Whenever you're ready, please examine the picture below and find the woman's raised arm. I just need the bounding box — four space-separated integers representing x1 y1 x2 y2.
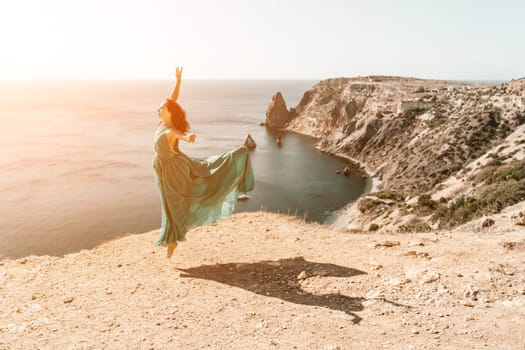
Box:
170 66 183 102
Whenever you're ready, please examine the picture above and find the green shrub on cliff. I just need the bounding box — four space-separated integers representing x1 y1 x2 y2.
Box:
358 198 383 214
432 162 525 228
479 178 525 211
371 190 405 201
482 160 525 184
368 223 380 231
432 196 480 227
418 194 437 208
399 222 432 233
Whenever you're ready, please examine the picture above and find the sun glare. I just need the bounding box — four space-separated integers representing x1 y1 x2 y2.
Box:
0 0 195 80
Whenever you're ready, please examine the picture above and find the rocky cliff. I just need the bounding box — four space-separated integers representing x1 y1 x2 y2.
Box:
266 76 525 231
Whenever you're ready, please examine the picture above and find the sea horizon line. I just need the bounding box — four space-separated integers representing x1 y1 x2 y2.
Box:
0 76 515 83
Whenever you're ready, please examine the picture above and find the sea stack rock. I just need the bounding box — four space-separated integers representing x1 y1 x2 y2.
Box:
265 92 293 128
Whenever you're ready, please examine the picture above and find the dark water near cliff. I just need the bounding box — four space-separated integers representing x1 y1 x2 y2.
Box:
0 80 368 258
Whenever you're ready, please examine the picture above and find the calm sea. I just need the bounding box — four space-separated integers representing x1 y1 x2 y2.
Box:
0 80 368 258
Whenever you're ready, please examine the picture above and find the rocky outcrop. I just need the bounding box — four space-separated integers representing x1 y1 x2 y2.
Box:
265 92 293 128
286 80 371 138
269 76 525 231
397 99 436 113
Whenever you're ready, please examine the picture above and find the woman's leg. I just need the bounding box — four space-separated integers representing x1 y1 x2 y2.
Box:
167 242 178 259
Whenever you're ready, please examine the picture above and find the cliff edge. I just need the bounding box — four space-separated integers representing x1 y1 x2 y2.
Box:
1 210 524 349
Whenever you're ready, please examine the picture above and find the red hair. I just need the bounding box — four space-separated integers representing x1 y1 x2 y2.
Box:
165 98 190 133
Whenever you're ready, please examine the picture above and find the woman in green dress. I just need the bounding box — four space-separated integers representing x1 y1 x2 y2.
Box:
153 67 254 258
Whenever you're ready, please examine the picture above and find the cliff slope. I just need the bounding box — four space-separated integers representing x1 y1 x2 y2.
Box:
266 76 525 231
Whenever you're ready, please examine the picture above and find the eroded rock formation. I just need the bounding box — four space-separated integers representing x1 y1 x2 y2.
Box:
265 92 293 128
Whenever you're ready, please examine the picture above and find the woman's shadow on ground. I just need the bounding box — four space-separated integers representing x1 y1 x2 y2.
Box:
178 256 366 324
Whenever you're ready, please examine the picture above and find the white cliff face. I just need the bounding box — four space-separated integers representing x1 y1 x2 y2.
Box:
286 79 374 138
266 75 525 231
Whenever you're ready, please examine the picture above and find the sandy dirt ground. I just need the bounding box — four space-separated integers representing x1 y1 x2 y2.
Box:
1 207 524 349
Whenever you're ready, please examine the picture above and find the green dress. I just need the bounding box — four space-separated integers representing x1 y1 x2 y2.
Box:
152 123 254 245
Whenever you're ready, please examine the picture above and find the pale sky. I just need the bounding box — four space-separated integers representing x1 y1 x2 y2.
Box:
0 0 523 80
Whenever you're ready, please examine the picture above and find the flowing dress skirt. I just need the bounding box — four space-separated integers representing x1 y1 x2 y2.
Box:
153 125 254 245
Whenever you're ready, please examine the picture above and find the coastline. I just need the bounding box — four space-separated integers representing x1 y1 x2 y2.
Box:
308 145 382 229
330 152 383 230
332 152 382 193
275 127 381 229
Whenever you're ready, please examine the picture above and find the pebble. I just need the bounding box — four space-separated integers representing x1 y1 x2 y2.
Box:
374 241 401 248
462 284 479 299
63 297 74 304
402 250 430 259
325 345 341 350
370 264 383 271
419 271 440 284
297 271 307 280
0 272 7 284
387 277 411 286
462 300 474 307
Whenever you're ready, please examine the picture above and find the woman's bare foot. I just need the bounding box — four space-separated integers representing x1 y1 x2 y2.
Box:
167 242 178 259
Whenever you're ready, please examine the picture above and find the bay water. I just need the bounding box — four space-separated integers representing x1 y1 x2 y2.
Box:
0 80 368 258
